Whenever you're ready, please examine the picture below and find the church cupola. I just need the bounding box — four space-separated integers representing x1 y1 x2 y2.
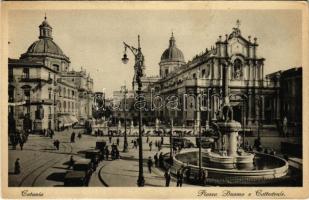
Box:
39 15 52 39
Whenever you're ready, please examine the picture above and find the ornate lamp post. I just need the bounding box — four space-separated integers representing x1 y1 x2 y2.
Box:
170 118 173 165
121 85 128 152
122 35 145 187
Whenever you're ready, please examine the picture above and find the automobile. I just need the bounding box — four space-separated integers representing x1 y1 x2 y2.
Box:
172 137 194 148
73 158 92 171
64 171 87 186
95 140 106 151
84 149 101 164
196 137 215 148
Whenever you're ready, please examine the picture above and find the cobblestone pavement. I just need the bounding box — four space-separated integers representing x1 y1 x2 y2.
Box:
8 128 299 187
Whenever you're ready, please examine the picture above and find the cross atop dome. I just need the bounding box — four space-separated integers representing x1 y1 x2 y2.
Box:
169 31 176 47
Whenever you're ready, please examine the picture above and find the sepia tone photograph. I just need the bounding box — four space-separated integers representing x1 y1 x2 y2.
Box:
1 1 308 199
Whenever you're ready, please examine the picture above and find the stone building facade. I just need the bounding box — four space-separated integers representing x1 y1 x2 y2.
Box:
8 16 93 133
141 22 283 132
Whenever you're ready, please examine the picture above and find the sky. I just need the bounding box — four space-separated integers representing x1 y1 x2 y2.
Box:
8 9 302 97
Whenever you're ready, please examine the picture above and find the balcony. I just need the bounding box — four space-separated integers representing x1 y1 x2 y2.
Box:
20 75 53 84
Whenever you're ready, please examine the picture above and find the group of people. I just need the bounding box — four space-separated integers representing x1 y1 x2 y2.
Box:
43 128 54 138
103 145 120 161
10 130 29 151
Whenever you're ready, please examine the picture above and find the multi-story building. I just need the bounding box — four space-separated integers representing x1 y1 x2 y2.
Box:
8 16 93 133
267 67 302 136
61 69 94 124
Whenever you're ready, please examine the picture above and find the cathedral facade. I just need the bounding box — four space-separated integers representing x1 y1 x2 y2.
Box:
142 22 282 132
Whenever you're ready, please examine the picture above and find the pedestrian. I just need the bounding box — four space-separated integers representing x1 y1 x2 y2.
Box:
19 140 24 151
161 136 164 145
176 168 183 187
185 167 191 182
146 135 149 143
149 141 153 151
111 148 116 160
14 158 20 174
154 153 158 167
159 152 163 168
164 168 171 187
134 140 137 149
147 157 153 173
78 132 82 140
54 139 60 150
68 155 75 169
116 147 120 159
105 147 109 161
116 137 120 146
71 132 75 143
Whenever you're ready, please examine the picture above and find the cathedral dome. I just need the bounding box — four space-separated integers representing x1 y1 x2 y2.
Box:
26 39 64 55
20 16 70 62
160 33 185 63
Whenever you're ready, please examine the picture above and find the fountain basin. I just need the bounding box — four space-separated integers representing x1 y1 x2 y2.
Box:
170 149 289 185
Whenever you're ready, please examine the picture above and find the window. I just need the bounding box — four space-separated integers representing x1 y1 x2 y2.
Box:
193 73 196 79
8 86 14 102
53 64 59 71
64 101 66 111
233 59 243 80
24 89 30 100
9 68 13 81
165 69 169 76
23 68 30 79
202 69 206 78
49 90 52 99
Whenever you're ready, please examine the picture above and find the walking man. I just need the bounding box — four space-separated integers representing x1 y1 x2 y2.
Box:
154 153 158 167
164 168 171 187
147 157 153 173
176 168 183 187
149 141 153 151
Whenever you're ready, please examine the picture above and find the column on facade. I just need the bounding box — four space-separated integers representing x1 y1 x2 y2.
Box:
247 93 253 125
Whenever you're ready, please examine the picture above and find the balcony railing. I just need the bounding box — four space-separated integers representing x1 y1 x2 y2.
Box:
19 75 52 83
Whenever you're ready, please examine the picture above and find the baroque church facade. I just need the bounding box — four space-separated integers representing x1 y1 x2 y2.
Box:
8 17 94 133
141 22 282 131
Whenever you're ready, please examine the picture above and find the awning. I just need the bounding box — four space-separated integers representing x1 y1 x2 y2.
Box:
60 115 79 127
68 115 78 124
59 115 72 127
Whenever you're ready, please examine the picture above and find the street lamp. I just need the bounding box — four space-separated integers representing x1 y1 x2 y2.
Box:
170 118 173 165
121 85 128 152
122 35 145 187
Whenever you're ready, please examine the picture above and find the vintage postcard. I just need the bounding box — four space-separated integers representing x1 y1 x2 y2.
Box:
1 1 308 199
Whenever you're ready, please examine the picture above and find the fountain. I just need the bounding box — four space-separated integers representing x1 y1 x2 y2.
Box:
169 63 289 185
